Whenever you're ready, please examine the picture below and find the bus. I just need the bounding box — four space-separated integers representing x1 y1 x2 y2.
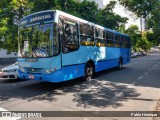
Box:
18 10 130 82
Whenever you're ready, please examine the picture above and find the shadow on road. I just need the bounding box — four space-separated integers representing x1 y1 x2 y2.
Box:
0 74 140 108
1 53 159 108
0 79 25 83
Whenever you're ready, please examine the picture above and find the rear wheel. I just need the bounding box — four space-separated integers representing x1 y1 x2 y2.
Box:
83 63 94 81
118 59 123 70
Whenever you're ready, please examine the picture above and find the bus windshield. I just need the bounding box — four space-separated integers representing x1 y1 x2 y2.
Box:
19 23 58 58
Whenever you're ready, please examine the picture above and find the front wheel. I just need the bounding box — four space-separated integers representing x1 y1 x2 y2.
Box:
83 63 94 81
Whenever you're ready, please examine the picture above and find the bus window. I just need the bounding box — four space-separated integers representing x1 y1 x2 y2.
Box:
126 37 130 48
107 40 115 47
121 36 126 48
80 23 94 46
106 31 114 47
80 35 94 46
115 34 121 48
95 28 106 47
80 23 94 36
63 21 79 53
106 31 113 40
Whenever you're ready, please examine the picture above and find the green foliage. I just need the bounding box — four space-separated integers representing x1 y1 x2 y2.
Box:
0 0 33 52
125 25 152 51
3 0 159 53
1 0 158 53
96 1 128 30
31 0 60 12
0 0 129 52
118 0 160 44
125 25 141 44
118 24 125 33
78 0 98 22
118 0 157 17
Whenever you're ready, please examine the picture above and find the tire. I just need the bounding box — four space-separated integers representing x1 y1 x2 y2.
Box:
83 63 94 81
118 59 123 70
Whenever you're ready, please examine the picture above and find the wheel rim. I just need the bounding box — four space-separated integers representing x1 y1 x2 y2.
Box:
85 64 93 81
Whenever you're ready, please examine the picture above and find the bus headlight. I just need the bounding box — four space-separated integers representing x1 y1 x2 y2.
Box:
44 68 53 74
45 69 50 74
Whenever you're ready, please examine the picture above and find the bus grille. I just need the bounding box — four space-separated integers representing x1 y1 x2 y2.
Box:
24 67 44 73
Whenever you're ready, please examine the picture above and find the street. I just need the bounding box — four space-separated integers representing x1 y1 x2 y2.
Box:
0 52 160 120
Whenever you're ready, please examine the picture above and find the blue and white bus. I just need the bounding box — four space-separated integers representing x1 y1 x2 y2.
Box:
18 10 130 82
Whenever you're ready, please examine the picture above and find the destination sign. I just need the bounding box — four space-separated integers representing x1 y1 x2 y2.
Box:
20 11 55 27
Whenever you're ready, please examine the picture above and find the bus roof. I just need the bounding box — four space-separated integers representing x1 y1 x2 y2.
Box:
20 10 129 37
55 10 129 37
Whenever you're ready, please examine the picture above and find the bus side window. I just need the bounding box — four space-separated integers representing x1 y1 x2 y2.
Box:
63 22 79 53
95 29 106 47
121 37 125 48
126 37 130 48
115 34 121 48
106 31 114 47
80 24 94 46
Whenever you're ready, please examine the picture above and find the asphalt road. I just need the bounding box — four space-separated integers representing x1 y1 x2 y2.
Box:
0 52 160 120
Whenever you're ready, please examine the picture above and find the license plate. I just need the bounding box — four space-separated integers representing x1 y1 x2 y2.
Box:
29 75 34 79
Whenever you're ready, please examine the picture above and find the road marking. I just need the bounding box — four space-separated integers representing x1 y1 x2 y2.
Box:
144 72 148 75
154 65 158 67
138 76 143 80
148 69 152 72
0 107 21 120
152 67 155 69
141 62 160 79
151 64 158 70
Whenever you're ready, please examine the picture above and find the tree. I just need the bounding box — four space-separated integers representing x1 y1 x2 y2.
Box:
96 1 128 30
0 0 129 52
125 25 152 51
118 0 160 44
146 2 160 42
0 0 33 52
125 25 141 45
78 0 98 23
30 0 60 13
118 0 157 17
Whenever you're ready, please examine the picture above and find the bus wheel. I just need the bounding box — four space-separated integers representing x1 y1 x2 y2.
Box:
83 63 94 81
118 58 123 70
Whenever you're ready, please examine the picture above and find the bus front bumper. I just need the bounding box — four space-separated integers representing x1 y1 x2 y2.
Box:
18 70 61 82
